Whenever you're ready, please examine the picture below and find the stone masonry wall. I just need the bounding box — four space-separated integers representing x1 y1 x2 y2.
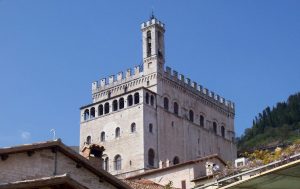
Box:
80 89 147 176
152 74 236 163
0 149 118 189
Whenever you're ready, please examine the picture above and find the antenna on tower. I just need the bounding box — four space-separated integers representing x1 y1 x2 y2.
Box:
50 129 56 141
150 6 155 19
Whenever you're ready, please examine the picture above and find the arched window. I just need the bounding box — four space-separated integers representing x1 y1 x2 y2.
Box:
163 97 169 110
148 148 155 167
104 102 110 114
146 31 151 57
119 98 124 109
115 127 120 138
149 123 153 133
100 132 105 142
90 107 95 118
112 100 118 111
98 104 103 116
200 115 204 127
131 123 136 133
86 136 91 145
174 102 179 115
84 109 89 121
114 155 121 170
157 31 163 58
189 110 194 122
221 126 225 137
134 92 140 104
103 157 109 171
213 122 217 134
173 156 180 165
127 95 133 106
150 95 155 106
146 93 149 104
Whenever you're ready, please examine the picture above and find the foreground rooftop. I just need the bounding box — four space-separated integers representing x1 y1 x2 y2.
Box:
195 153 300 189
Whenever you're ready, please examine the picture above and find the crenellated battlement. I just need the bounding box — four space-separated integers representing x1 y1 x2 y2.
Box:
81 17 237 177
92 65 144 92
141 18 165 30
164 66 235 110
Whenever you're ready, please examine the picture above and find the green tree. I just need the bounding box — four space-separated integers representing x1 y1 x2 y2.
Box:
238 92 300 151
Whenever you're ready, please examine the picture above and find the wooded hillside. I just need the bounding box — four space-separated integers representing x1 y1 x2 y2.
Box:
237 92 300 151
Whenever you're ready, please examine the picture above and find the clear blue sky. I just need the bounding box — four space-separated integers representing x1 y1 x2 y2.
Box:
0 0 299 147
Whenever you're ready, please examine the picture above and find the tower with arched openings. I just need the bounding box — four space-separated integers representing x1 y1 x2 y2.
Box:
80 15 236 179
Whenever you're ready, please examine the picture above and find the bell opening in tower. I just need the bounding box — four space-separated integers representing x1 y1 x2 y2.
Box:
147 30 152 57
157 31 163 59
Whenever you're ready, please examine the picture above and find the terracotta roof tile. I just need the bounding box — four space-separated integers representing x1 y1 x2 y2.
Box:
127 154 226 179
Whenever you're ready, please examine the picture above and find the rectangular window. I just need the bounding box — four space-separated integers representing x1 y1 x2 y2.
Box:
181 180 186 189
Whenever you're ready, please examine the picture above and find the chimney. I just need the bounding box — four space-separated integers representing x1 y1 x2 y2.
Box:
81 144 105 169
205 161 214 176
159 160 163 168
166 159 170 167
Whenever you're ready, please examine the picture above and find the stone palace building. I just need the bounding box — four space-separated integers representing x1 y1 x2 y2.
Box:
79 15 236 180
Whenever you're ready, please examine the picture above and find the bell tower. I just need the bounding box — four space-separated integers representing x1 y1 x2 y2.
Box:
141 15 165 75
